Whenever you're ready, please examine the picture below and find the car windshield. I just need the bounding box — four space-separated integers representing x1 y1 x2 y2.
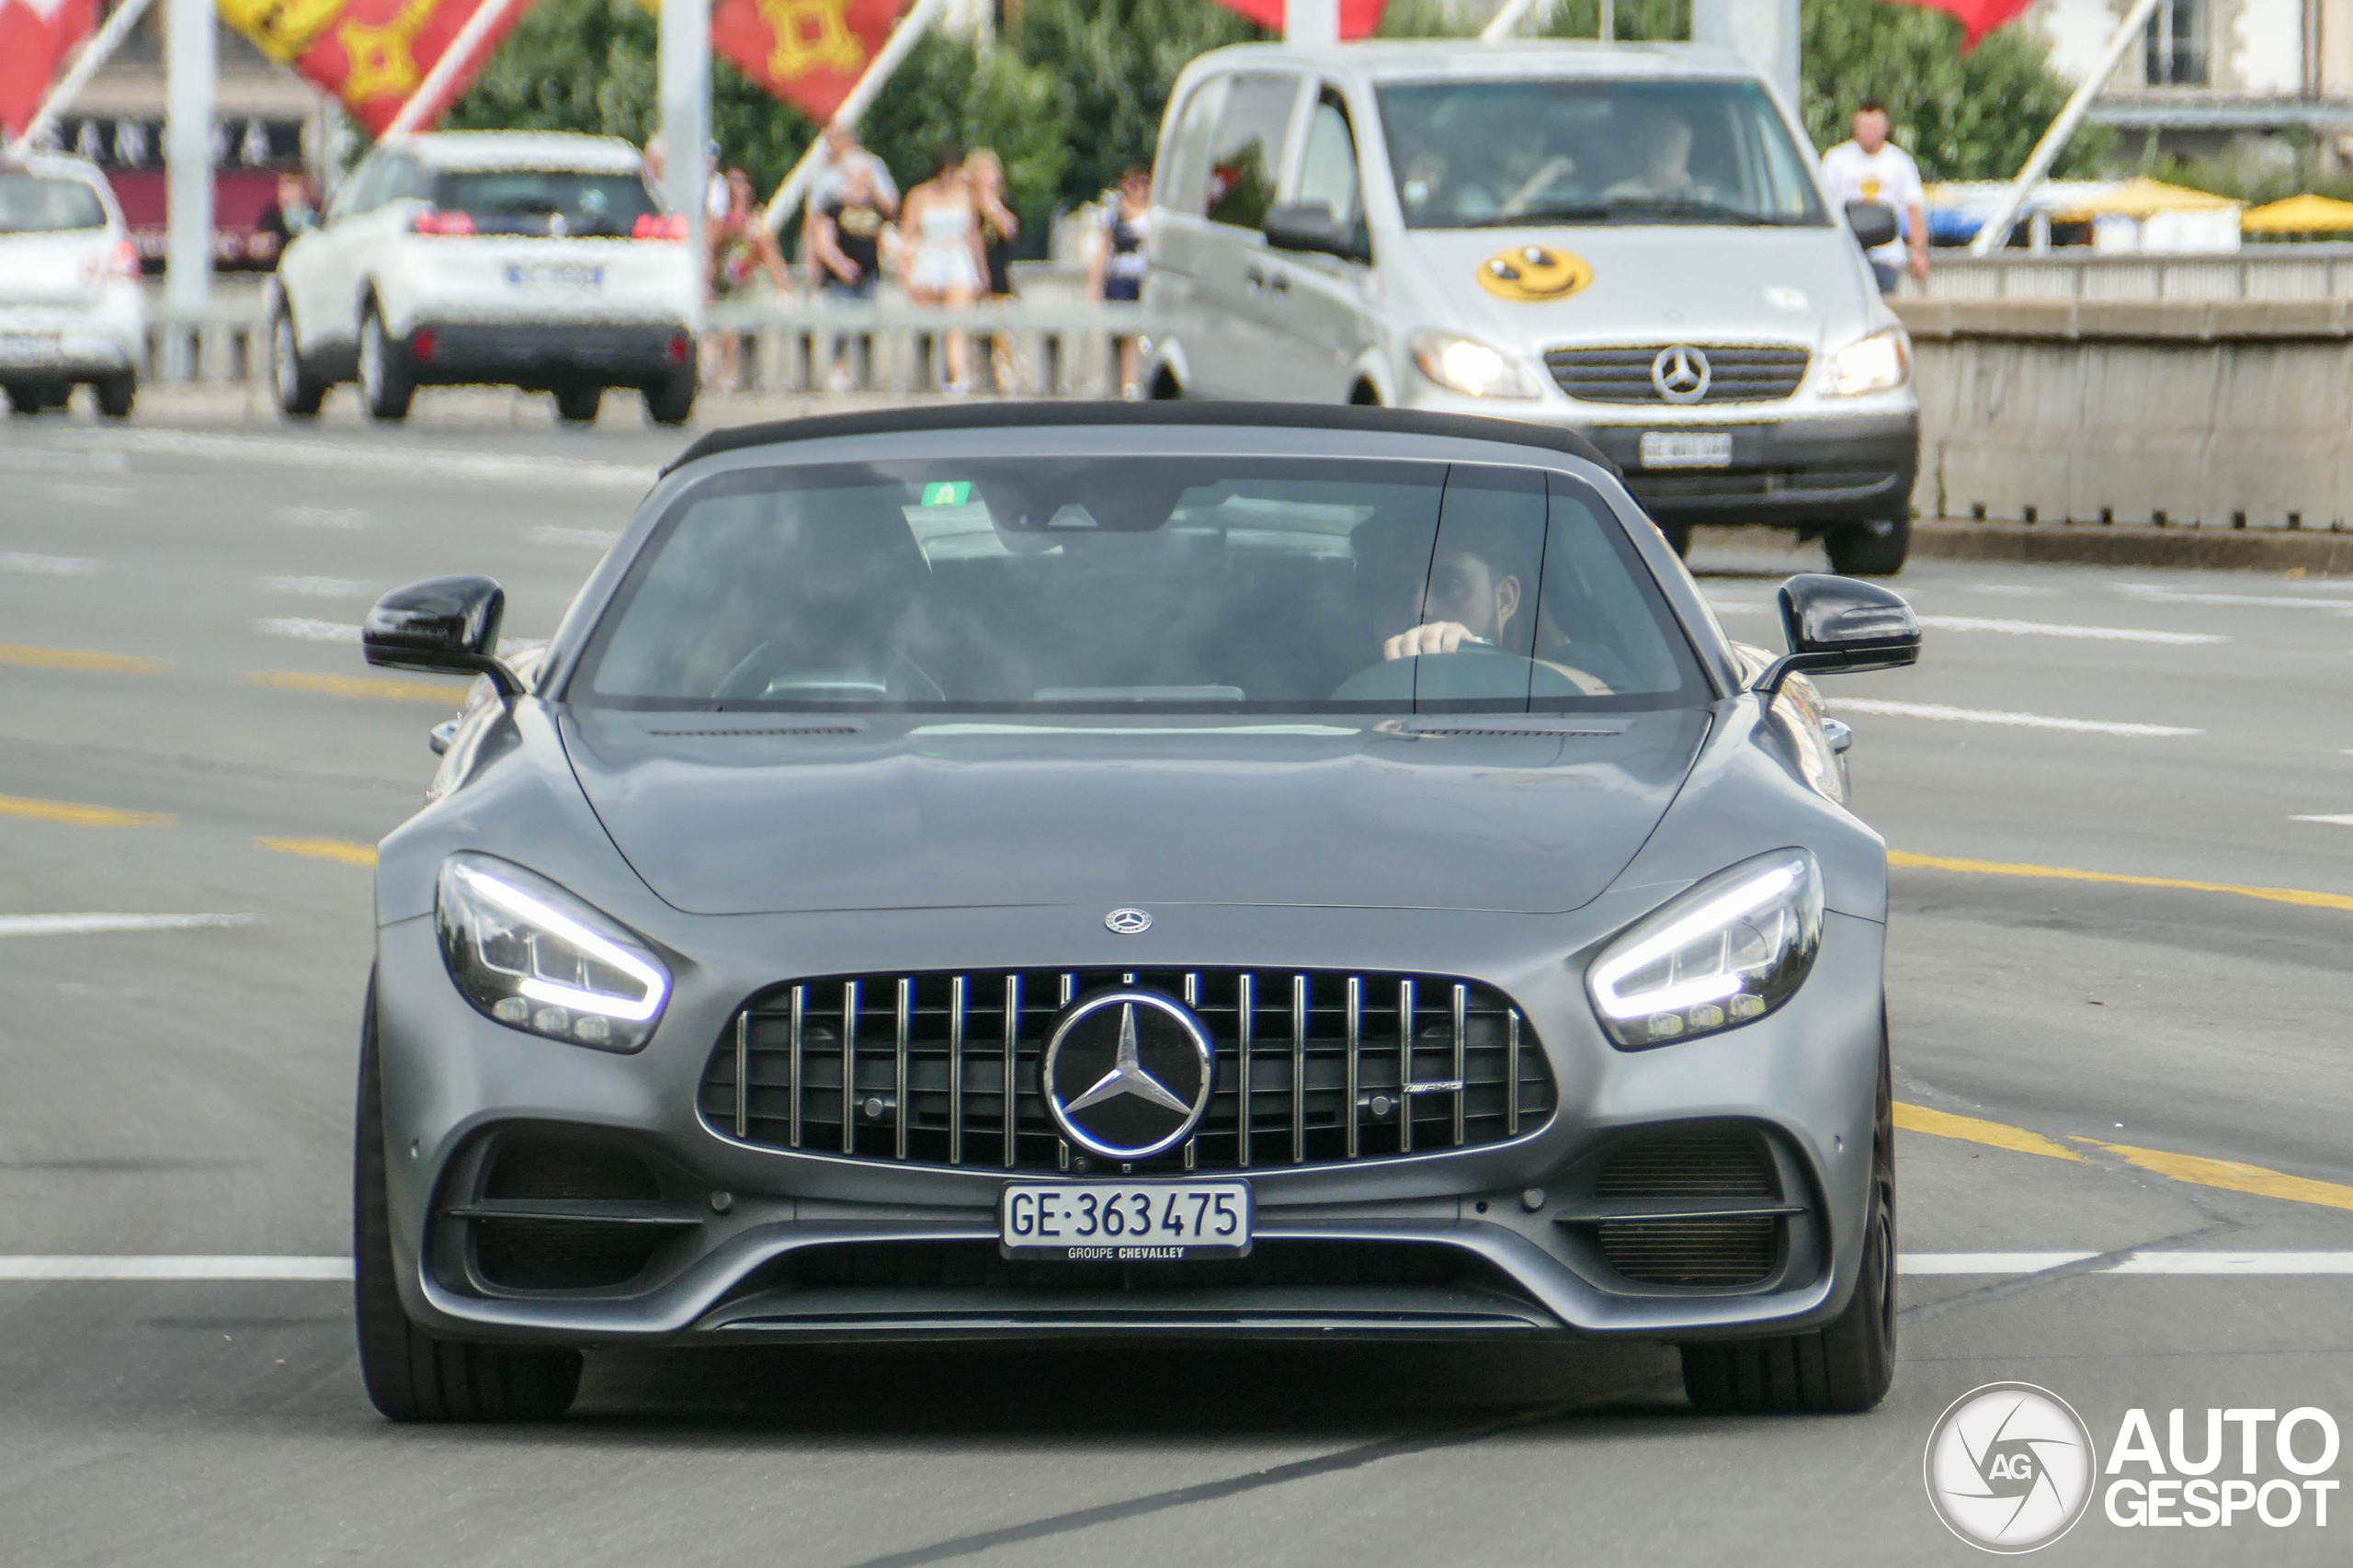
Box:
574 456 1707 714
0 173 107 234
1375 78 1825 231
429 169 659 236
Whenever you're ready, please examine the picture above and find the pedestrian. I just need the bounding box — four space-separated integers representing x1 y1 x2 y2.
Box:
966 147 1024 392
897 144 987 395
706 166 792 388
1086 165 1151 400
803 119 899 290
253 171 315 267
812 160 890 391
1819 98 1929 293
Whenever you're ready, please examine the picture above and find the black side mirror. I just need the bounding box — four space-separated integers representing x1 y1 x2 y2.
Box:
1844 199 1900 253
1754 574 1920 696
363 574 523 698
1263 200 1350 257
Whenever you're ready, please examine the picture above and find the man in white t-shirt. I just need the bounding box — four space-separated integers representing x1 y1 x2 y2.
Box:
1819 98 1928 294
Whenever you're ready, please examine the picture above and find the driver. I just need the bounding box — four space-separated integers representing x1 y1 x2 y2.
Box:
1604 108 1702 201
1376 520 1614 695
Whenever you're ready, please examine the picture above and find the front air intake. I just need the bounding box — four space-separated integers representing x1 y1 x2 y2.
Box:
1572 1123 1791 1290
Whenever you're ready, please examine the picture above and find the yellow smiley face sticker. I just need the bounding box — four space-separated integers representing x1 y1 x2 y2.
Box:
1476 244 1595 302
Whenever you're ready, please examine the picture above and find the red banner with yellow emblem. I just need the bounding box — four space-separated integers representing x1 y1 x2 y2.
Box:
218 0 534 137
709 0 905 126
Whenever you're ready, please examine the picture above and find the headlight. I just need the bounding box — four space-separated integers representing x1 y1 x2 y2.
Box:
437 852 670 1051
1822 327 1910 397
1409 329 1544 399
1586 848 1824 1049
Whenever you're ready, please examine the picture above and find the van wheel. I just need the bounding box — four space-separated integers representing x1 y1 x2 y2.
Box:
353 974 581 1423
271 310 326 418
93 372 135 419
1348 381 1381 406
1679 1028 1896 1415
358 305 415 422
1659 521 1692 558
1824 515 1910 576
1150 369 1183 401
553 385 601 424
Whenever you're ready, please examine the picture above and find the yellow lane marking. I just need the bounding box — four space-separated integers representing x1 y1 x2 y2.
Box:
253 835 377 867
244 669 467 704
2075 1138 2353 1213
1890 849 2353 915
1893 1102 2083 1161
0 793 174 828
0 642 165 674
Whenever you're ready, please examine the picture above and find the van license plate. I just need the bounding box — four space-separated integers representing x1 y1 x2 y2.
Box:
1640 431 1733 469
1001 1180 1251 1259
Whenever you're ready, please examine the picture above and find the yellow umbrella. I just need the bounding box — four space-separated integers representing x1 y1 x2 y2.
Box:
2242 193 2353 233
2047 176 2242 222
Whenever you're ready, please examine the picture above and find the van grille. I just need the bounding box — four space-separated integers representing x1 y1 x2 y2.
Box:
1545 345 1810 404
698 968 1555 1173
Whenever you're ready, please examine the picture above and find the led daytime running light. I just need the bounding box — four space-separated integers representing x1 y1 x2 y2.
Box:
1590 862 1801 1020
452 862 666 1021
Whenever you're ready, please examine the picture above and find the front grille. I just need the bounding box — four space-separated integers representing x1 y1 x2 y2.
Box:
1592 1124 1783 1288
699 968 1556 1173
1546 345 1809 404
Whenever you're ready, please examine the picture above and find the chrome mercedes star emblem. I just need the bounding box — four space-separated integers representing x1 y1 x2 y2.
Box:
1651 345 1711 404
1042 990 1214 1159
1104 907 1152 935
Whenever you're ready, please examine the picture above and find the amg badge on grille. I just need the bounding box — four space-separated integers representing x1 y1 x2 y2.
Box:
1041 990 1213 1159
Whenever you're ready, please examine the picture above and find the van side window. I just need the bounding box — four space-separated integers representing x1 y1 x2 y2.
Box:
1159 77 1230 215
1294 93 1366 251
1203 74 1301 229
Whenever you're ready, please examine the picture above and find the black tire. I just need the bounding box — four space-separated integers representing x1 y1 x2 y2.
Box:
4 382 42 415
358 303 415 422
93 372 135 419
1150 368 1183 401
41 381 72 409
1823 514 1911 576
1659 520 1693 559
642 366 694 426
553 384 602 424
270 310 326 418
354 975 582 1423
1679 1030 1896 1415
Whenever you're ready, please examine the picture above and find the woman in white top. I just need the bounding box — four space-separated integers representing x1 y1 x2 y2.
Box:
898 146 989 392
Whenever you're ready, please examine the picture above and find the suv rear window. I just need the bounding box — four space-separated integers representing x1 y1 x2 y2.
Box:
429 170 660 236
0 174 106 234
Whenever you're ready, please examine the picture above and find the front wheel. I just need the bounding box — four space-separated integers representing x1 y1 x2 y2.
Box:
1679 1029 1896 1415
354 976 581 1422
1823 514 1910 576
270 311 326 418
93 372 135 419
358 305 415 422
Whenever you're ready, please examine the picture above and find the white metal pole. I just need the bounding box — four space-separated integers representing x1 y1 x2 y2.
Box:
1481 0 1541 42
658 0 710 321
1690 0 1799 110
165 0 215 316
1968 0 2165 256
3 0 158 160
380 0 534 140
760 0 949 233
1284 0 1338 44
1600 0 1613 42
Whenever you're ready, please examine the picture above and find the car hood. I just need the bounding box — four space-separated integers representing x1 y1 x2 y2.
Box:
563 709 1712 916
1392 224 1875 358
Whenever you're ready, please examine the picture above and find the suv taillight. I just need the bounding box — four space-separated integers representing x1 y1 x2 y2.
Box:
111 239 140 280
631 213 688 241
412 209 476 236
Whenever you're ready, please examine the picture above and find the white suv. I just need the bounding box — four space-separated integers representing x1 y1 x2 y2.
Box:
0 153 143 419
269 131 698 426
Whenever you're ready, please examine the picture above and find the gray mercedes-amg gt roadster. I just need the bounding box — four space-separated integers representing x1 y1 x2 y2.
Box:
355 403 1921 1421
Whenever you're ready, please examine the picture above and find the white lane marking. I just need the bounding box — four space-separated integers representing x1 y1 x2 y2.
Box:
1901 1252 2353 1277
0 448 128 474
2117 586 2353 611
1703 599 1768 615
55 429 657 491
262 575 370 598
1915 614 2225 646
1962 584 2061 597
0 1256 349 1280
530 525 622 548
0 914 259 938
254 617 361 642
1832 699 2202 738
48 483 131 507
2290 814 2353 827
0 551 98 576
273 506 368 529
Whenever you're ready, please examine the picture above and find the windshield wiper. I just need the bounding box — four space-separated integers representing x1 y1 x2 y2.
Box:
1465 203 1611 227
1606 197 1798 226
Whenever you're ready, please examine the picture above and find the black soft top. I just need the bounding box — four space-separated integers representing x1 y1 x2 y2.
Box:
663 401 1617 478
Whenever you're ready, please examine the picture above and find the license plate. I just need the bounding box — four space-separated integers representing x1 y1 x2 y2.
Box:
0 332 61 362
506 264 601 288
1640 431 1733 469
1000 1180 1251 1259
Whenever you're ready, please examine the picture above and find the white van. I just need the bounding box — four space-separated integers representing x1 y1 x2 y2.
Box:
1143 41 1919 574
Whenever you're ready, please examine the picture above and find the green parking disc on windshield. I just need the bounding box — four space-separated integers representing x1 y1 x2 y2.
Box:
921 481 973 506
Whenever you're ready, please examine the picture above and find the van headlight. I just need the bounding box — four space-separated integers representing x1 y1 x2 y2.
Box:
437 852 670 1051
1409 330 1543 399
1822 327 1911 397
1586 849 1824 1049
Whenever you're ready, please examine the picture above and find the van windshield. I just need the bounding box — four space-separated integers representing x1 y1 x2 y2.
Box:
1375 78 1825 231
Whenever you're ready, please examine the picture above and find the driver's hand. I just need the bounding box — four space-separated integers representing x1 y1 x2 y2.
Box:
1384 621 1485 660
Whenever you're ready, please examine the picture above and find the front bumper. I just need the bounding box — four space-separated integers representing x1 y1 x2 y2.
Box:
371 902 1887 1346
1574 412 1918 528
407 321 689 389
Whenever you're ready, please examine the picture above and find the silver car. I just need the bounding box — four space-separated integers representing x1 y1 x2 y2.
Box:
1143 41 1918 574
355 403 1919 1423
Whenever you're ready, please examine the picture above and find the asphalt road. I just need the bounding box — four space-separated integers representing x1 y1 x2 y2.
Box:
2 404 2347 1566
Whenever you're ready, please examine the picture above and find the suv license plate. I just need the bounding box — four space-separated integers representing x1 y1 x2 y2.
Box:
1001 1180 1251 1260
0 332 61 362
507 264 601 288
1640 431 1733 469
